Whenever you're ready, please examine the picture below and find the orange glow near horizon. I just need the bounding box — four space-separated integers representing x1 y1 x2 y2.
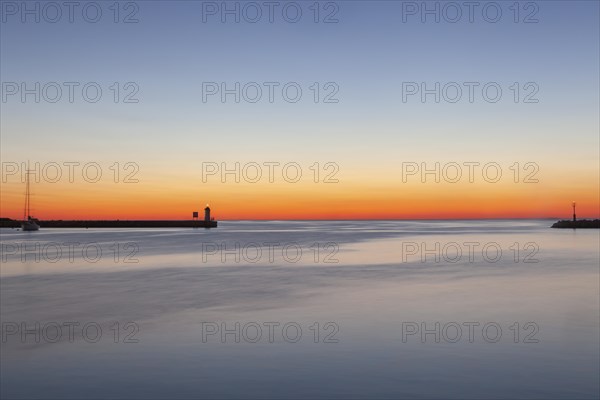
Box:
1 176 598 221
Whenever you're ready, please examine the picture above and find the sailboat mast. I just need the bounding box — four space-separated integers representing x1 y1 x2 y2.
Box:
27 169 30 219
24 163 30 220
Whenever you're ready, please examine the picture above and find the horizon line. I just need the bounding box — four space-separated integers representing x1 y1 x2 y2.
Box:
3 217 595 222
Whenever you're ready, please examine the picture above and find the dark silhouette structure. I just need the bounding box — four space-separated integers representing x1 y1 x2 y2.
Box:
0 219 217 228
552 202 599 229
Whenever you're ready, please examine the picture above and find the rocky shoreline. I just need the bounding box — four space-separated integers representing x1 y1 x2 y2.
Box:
551 219 600 229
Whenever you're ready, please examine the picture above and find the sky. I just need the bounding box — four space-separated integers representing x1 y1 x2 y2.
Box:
1 0 599 220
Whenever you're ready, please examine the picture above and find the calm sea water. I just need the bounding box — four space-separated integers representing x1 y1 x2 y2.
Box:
1 220 598 399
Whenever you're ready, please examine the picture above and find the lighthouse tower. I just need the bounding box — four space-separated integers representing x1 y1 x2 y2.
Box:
204 205 211 222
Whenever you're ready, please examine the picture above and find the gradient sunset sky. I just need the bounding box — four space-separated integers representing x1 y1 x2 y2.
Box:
1 1 598 220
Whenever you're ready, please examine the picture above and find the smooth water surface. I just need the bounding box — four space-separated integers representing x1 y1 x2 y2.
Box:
1 220 598 399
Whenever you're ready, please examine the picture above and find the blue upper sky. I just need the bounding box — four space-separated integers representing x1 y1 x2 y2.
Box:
1 1 599 174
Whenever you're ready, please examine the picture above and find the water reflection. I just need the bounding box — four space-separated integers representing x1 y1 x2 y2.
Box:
1 220 598 398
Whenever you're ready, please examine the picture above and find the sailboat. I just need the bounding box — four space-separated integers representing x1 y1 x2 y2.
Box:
21 165 40 231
